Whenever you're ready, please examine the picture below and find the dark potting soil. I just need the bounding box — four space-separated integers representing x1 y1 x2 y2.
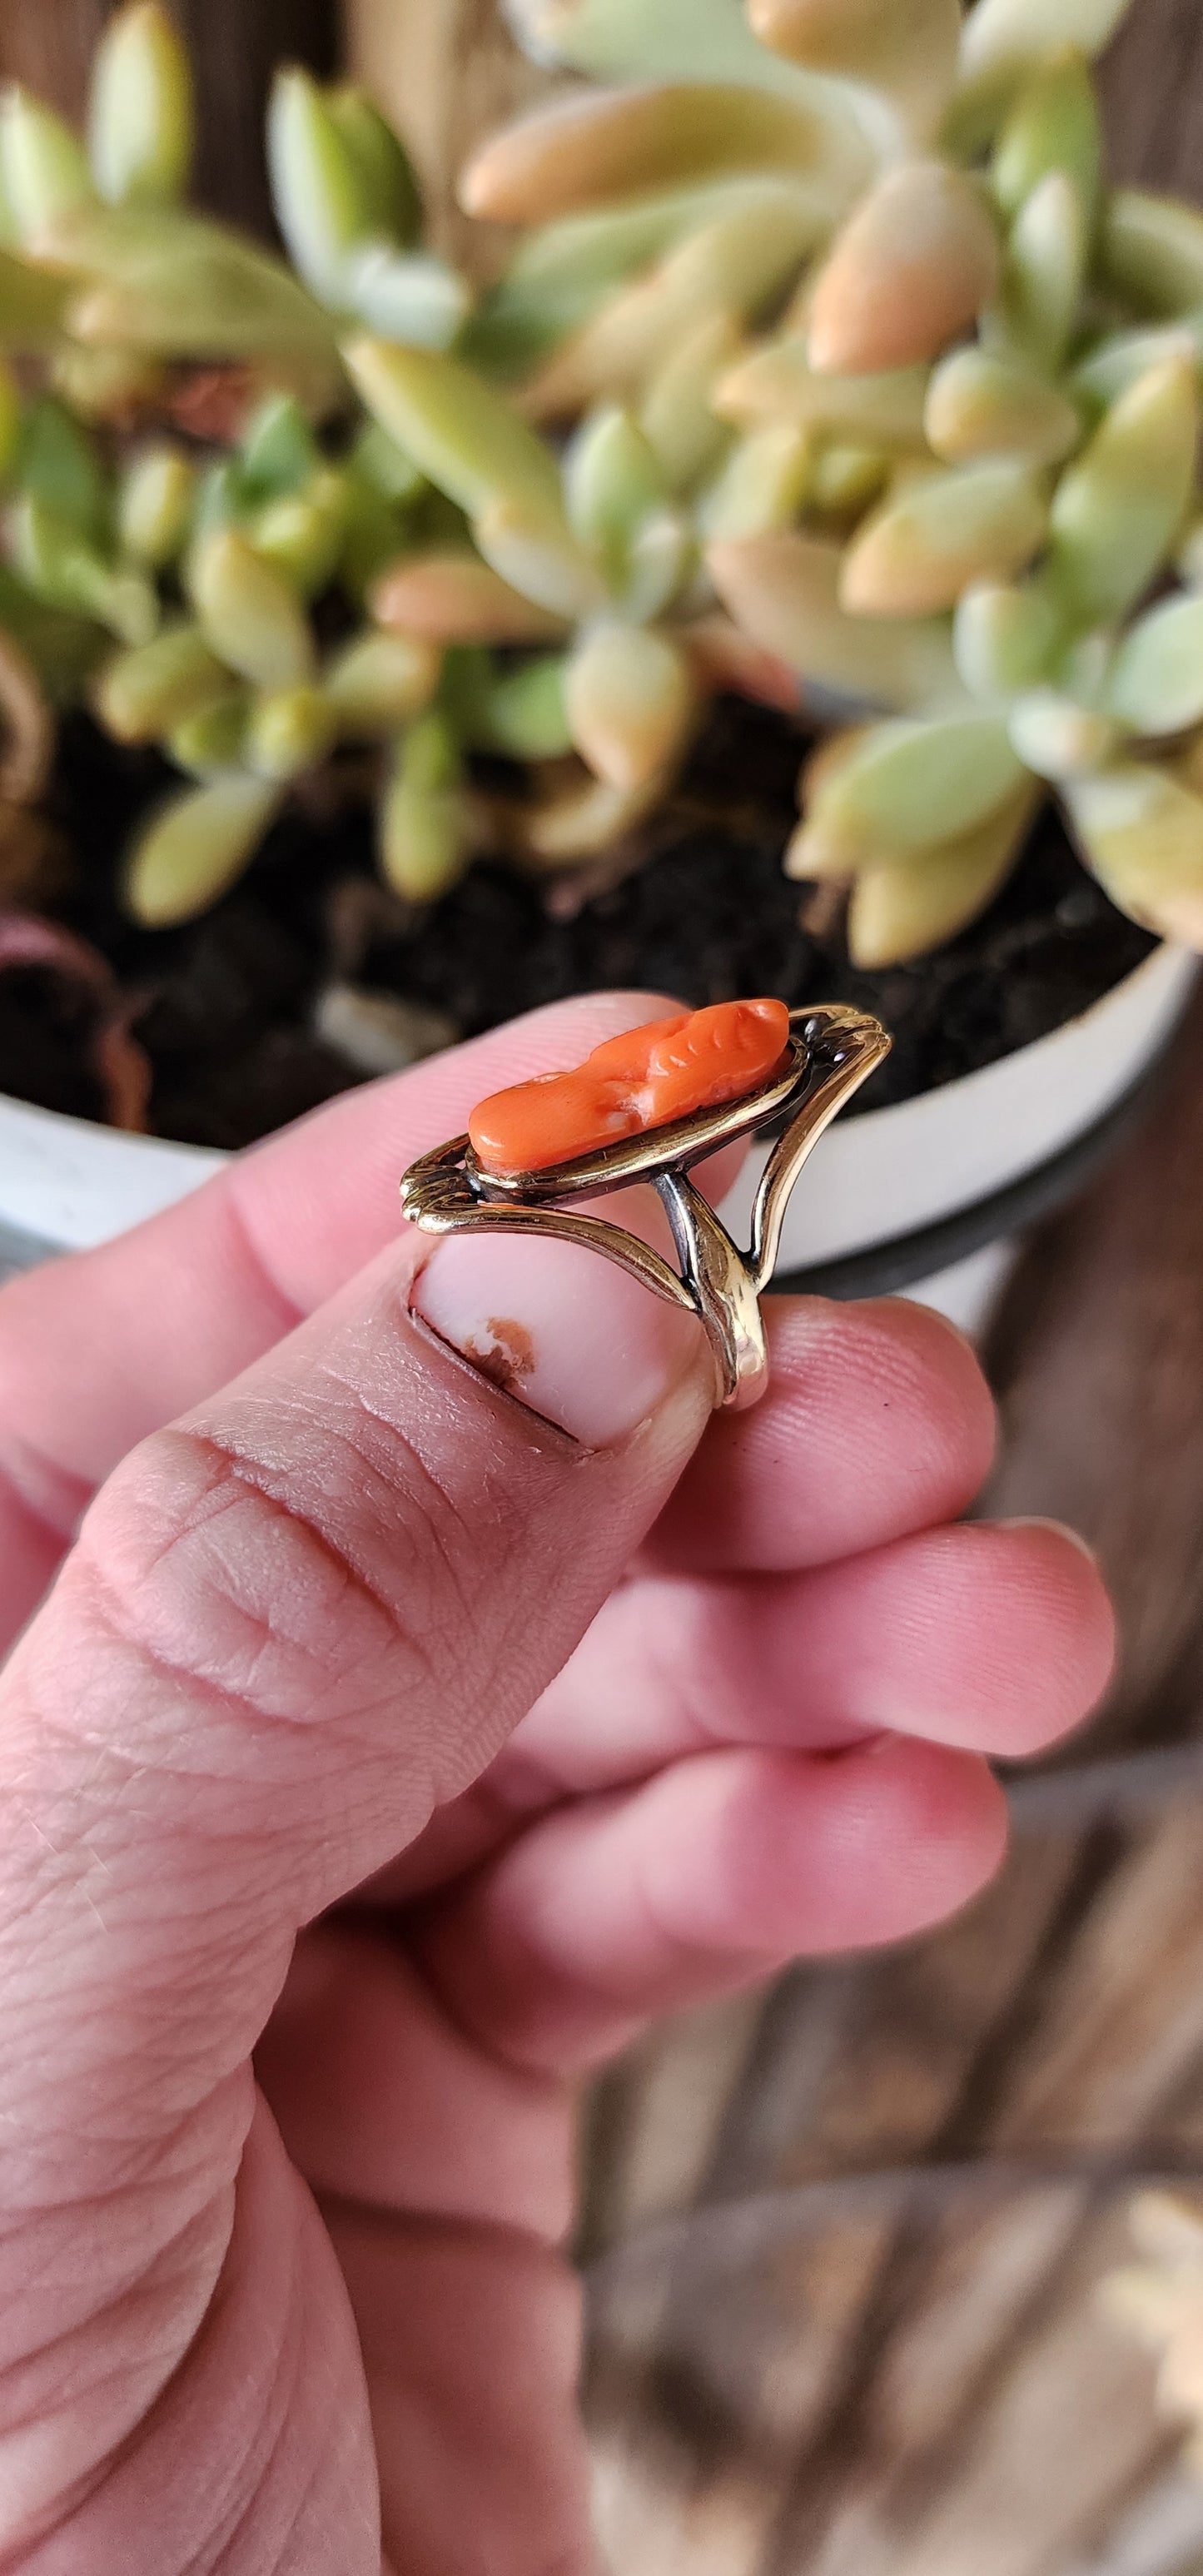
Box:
0 697 1156 1151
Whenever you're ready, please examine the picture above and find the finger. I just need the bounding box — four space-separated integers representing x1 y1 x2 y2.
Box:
417 1737 1009 2072
0 1205 714 2545
0 991 688 1638
526 1516 1116 1775
358 1512 1111 1916
650 1295 998 1573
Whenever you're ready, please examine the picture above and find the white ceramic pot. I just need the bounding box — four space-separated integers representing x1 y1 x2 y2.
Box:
0 943 1196 1336
723 940 1200 1333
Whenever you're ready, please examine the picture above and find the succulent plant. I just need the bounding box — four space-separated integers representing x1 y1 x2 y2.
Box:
461 0 1203 963
3 0 1203 968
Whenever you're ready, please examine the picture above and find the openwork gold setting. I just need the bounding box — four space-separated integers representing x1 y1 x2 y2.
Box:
400 1005 892 1410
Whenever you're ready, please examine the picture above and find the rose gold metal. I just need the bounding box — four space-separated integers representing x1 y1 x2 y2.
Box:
400 1004 892 1409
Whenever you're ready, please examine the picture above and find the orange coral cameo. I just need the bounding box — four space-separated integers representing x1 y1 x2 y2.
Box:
469 999 792 1178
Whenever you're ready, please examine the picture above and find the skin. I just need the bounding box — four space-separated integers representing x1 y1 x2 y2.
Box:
0 992 1115 2575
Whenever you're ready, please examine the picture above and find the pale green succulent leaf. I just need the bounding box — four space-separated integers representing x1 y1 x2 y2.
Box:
323 629 441 735
953 579 1063 704
350 419 425 510
842 459 1049 620
460 82 862 228
190 527 316 690
1106 595 1203 738
470 174 813 377
617 508 697 621
240 394 320 501
565 619 696 788
926 346 1081 466
1002 168 1087 371
125 775 282 926
473 494 605 621
501 0 845 96
1047 356 1198 623
345 336 565 532
1063 761 1203 946
0 89 94 246
88 2 194 209
267 67 370 303
707 528 967 714
325 85 422 247
477 653 574 759
639 309 738 492
246 682 336 781
249 466 350 599
93 621 231 744
716 341 930 446
747 0 962 155
564 403 668 576
9 495 157 644
341 245 470 349
698 423 812 543
843 783 1040 965
1101 191 1203 319
117 445 196 569
168 693 250 779
523 185 832 418
1071 321 1203 411
807 711 1027 860
1007 687 1123 778
17 395 110 545
48 204 341 383
380 709 471 901
992 48 1102 224
953 0 1135 143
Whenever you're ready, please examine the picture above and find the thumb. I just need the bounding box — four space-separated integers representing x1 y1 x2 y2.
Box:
0 1206 713 2537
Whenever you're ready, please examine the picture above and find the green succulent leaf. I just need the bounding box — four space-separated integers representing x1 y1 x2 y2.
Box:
125 774 282 926
1107 594 1203 738
841 782 1041 965
1101 190 1203 318
88 2 194 210
1047 356 1198 623
707 527 967 713
802 712 1027 866
1063 761 1203 946
94 621 231 743
992 47 1103 225
0 89 94 246
189 527 316 690
380 709 472 901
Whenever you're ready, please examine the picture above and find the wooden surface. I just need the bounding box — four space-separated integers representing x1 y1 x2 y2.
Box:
0 0 341 235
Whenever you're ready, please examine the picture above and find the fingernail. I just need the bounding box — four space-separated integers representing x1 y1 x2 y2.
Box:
996 1513 1101 1565
412 1229 703 1446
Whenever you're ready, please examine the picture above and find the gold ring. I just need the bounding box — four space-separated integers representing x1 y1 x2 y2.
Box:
401 1002 892 1411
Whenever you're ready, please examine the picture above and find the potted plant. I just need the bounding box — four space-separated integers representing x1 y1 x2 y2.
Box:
0 0 1200 1330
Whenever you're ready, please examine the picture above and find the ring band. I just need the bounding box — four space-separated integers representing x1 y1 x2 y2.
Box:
400 1003 892 1410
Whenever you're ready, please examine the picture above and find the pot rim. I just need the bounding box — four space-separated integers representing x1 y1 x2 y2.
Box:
0 937 1194 1259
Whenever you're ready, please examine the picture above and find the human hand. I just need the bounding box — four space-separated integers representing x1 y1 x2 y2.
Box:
0 995 1113 2574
